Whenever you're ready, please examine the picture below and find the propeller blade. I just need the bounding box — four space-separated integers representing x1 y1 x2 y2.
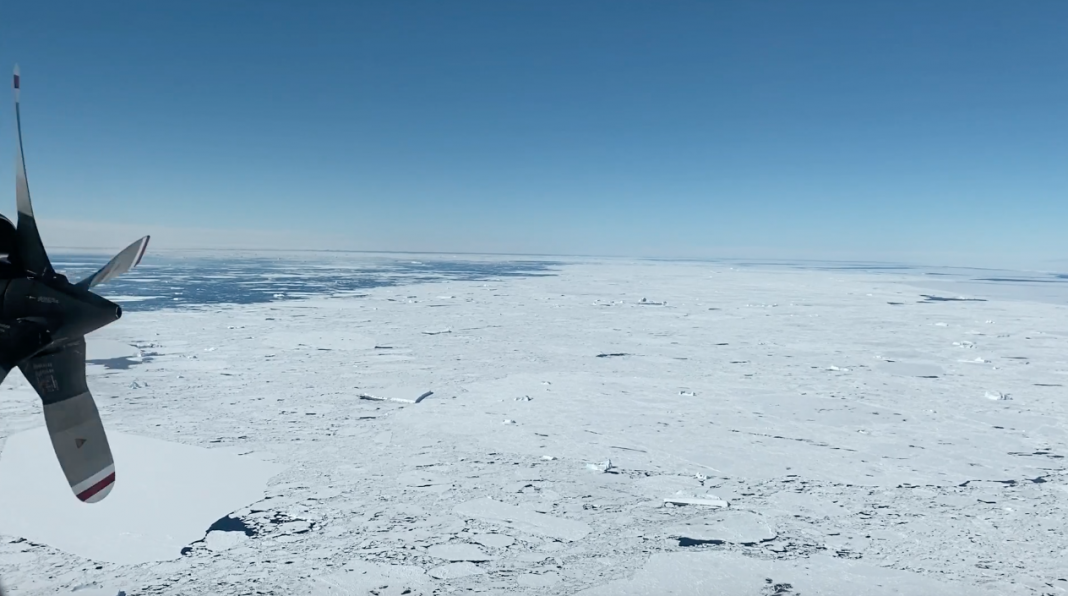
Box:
19 336 116 503
12 65 53 277
76 235 150 290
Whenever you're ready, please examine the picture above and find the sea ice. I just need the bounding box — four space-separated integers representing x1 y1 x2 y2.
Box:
427 561 484 580
358 386 433 404
516 572 561 587
1 257 1061 595
665 511 776 545
662 496 729 508
427 543 494 562
0 427 281 563
472 534 515 548
313 559 428 595
574 552 1006 595
453 497 591 541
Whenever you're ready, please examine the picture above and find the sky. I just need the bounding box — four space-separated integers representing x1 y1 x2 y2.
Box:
0 1 1065 267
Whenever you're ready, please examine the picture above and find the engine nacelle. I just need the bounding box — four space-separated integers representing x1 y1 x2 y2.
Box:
0 214 15 257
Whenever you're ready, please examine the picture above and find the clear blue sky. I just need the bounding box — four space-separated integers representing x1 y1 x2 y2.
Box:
1 1 1065 266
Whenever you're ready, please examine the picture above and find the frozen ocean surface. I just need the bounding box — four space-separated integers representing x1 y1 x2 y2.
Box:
1 253 1066 595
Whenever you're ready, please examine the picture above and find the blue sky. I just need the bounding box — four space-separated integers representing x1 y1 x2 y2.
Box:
0 1 1065 266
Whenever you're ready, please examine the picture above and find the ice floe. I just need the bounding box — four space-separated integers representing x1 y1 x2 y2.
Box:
0 428 281 563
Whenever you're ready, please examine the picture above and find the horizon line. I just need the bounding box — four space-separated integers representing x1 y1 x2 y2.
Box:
44 245 1044 273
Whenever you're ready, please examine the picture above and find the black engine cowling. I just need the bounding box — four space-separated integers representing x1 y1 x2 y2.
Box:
0 214 15 257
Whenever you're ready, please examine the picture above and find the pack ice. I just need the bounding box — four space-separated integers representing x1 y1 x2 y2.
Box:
1 256 1065 595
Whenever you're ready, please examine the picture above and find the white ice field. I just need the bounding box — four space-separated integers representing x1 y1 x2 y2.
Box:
1 258 1066 595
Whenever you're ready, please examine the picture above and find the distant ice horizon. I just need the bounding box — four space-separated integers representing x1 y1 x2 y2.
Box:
42 249 1068 315
36 218 1066 273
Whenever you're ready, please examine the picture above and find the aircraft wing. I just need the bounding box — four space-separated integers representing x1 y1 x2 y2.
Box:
19 336 116 503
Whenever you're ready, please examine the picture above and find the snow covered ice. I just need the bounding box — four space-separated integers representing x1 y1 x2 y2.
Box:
1 254 1067 595
0 428 280 564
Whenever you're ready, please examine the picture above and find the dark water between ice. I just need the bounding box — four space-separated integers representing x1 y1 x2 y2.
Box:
51 252 1068 311
50 252 561 312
